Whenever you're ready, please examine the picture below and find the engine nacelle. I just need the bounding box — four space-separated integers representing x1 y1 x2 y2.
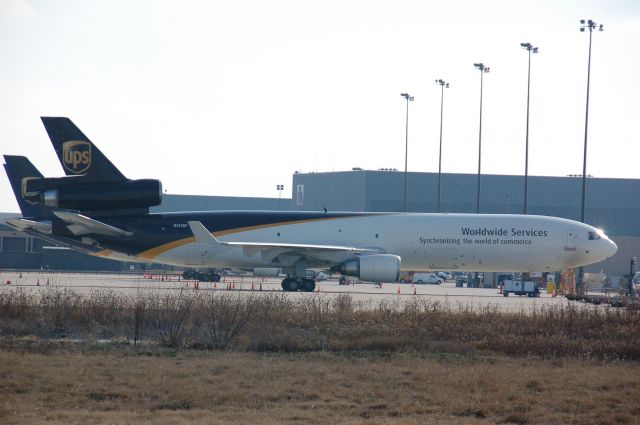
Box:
24 178 162 211
333 254 401 282
252 268 282 277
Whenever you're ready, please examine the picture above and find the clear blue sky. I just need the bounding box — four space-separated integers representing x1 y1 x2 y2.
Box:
1 0 639 213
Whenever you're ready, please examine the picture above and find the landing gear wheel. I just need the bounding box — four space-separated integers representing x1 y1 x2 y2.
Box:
281 277 299 291
302 278 316 292
288 279 299 291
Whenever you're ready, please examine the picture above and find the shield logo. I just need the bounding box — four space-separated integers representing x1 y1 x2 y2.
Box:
21 177 39 205
62 140 91 174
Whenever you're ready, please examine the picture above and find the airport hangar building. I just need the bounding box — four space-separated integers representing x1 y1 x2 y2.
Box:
1 169 638 277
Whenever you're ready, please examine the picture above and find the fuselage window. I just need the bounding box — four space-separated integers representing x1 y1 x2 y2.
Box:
588 231 601 240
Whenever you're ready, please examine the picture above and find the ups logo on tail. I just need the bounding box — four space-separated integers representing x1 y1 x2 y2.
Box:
21 177 39 205
62 140 91 174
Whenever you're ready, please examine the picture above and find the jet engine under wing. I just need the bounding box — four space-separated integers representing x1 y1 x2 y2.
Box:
187 220 381 260
53 211 133 238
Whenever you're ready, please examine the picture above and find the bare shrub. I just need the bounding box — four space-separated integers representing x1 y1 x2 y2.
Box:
36 288 83 338
332 294 354 316
82 289 127 339
0 288 37 335
125 293 148 345
295 296 335 350
202 293 255 349
0 288 35 319
149 290 203 348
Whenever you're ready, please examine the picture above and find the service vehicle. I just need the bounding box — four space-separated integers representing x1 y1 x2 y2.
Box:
502 279 540 297
413 273 443 285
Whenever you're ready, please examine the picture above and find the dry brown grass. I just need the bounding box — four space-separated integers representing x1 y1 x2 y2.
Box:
0 340 639 424
1 288 639 360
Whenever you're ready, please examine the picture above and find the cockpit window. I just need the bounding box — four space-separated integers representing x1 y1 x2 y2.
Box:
588 231 601 240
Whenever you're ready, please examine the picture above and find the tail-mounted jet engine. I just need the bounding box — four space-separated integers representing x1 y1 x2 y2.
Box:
22 176 162 211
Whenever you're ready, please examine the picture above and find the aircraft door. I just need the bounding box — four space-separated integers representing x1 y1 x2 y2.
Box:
565 231 577 251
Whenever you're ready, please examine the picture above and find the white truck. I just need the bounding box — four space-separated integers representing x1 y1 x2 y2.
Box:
413 273 443 285
502 280 540 297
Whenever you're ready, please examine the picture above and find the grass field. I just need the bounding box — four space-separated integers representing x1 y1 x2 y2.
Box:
1 287 639 424
1 341 639 425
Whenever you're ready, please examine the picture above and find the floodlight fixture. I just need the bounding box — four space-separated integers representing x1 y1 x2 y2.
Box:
474 63 490 73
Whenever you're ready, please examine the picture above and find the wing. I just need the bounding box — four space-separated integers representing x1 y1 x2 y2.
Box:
188 220 381 265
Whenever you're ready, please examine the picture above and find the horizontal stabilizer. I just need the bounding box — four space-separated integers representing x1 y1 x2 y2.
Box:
5 218 52 234
53 211 133 238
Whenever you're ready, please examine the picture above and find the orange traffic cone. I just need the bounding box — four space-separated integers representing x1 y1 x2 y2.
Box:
214 281 217 289
251 282 255 291
413 287 417 295
397 285 400 295
316 284 320 293
5 280 10 285
36 279 40 286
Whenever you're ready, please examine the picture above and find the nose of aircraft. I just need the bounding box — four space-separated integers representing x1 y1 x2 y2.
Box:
605 238 618 258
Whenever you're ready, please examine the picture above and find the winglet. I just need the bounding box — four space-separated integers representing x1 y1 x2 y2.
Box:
188 221 223 245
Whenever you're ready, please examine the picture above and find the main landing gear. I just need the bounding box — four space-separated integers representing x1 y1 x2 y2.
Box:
281 276 316 292
182 270 221 282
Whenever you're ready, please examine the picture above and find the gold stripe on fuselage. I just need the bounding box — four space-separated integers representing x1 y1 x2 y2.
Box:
136 215 361 261
92 249 114 257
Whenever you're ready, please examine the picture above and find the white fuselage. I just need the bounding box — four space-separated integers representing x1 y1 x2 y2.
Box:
145 213 617 273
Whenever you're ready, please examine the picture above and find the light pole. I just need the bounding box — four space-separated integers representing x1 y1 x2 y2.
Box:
473 63 489 214
577 19 603 294
435 79 449 213
400 92 414 212
521 42 538 215
277 184 284 210
579 19 603 223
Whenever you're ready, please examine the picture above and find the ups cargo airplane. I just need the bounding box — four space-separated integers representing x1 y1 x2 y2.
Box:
3 118 617 292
